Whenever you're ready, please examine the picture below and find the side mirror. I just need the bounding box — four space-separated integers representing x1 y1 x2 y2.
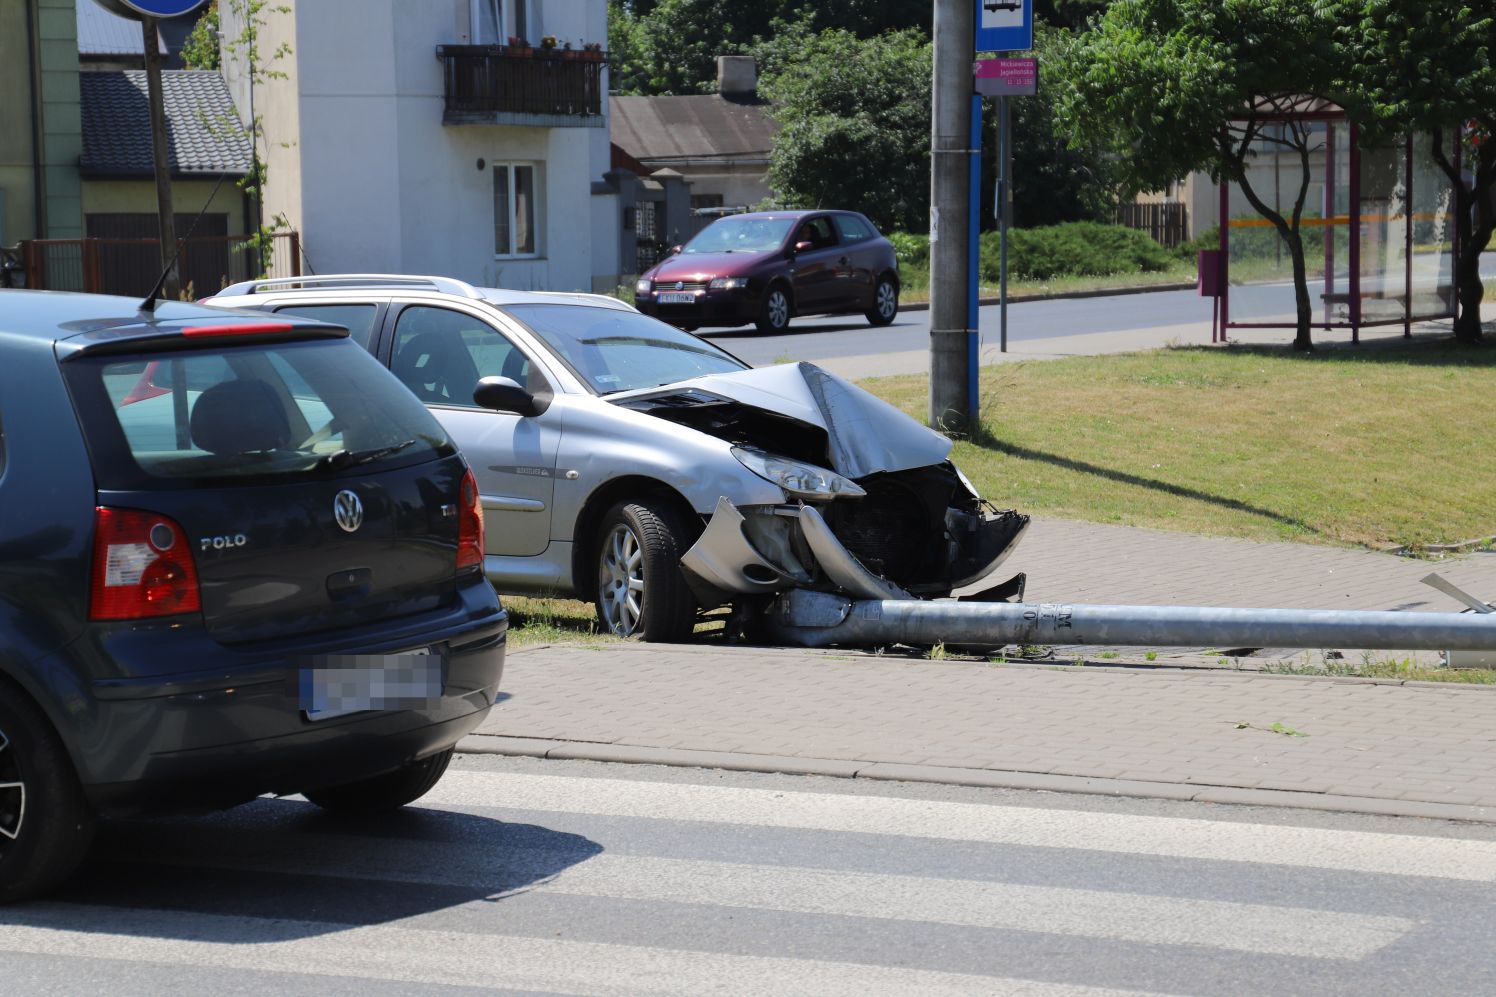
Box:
473 375 550 417
793 240 814 253
667 244 683 257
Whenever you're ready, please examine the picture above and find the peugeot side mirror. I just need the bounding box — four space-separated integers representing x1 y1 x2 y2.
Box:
667 244 683 257
473 376 550 417
793 240 814 253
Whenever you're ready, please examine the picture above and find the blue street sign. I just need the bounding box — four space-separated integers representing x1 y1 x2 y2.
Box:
975 0 1033 53
92 0 210 20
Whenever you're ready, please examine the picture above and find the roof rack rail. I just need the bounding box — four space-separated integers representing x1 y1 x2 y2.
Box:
212 274 484 299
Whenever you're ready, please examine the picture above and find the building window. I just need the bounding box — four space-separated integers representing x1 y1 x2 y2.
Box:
494 163 540 257
471 0 527 43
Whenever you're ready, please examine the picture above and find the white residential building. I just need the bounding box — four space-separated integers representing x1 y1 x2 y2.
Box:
220 0 619 292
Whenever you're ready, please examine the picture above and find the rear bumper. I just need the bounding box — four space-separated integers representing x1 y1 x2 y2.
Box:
62 582 507 816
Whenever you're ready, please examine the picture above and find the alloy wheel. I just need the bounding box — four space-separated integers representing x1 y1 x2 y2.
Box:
766 290 790 329
876 281 897 320
598 523 646 635
0 727 23 846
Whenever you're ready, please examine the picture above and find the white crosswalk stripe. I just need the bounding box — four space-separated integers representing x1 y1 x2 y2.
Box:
129 829 1411 960
424 769 1496 882
5 764 1488 994
0 905 1160 997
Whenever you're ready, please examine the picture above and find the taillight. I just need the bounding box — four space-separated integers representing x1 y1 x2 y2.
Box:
90 508 202 620
457 468 484 571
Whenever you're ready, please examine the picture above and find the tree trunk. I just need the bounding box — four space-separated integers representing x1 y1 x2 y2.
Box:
1430 127 1492 345
1285 228 1313 351
1453 238 1487 343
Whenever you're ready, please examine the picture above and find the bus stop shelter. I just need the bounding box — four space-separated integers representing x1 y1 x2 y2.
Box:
1213 102 1461 343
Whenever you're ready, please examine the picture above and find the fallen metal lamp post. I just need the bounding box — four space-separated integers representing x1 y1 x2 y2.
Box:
767 589 1496 653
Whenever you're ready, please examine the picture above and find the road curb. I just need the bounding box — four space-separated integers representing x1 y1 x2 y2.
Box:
898 281 1198 313
457 734 1496 824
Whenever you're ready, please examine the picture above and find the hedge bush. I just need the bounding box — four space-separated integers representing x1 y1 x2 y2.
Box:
982 222 1174 282
887 222 1177 283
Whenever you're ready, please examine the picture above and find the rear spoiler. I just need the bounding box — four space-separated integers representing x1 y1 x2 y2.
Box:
55 317 348 360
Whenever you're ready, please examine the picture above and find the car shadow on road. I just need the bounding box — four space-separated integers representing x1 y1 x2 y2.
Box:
23 798 603 940
699 319 911 341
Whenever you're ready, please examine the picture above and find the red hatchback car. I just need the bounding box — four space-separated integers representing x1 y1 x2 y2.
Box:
634 210 899 333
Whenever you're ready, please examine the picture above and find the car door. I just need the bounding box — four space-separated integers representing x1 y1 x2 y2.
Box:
832 213 881 310
385 303 560 559
788 216 845 313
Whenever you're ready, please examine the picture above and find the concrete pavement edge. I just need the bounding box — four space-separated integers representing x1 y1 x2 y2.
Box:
898 280 1198 312
456 733 1496 825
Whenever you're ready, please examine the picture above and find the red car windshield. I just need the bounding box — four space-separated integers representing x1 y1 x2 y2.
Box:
683 217 796 254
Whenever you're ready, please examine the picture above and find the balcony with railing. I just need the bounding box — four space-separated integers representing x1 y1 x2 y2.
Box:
436 45 607 127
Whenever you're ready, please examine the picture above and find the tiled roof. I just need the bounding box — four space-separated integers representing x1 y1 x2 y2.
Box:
611 95 776 166
80 70 252 177
76 0 166 57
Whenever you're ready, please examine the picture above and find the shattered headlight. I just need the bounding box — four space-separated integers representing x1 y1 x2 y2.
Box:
732 448 866 500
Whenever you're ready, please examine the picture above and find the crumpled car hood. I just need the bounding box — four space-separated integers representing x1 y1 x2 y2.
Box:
618 362 952 478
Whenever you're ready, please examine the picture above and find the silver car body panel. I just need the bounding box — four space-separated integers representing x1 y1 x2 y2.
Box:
619 362 952 479
204 284 1023 605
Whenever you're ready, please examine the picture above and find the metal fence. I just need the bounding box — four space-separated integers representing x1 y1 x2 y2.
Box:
18 232 300 297
1117 201 1189 248
438 45 606 120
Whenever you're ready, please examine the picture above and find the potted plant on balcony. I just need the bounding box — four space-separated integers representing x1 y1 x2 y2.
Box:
560 40 578 59
539 35 557 56
506 35 532 56
580 41 603 62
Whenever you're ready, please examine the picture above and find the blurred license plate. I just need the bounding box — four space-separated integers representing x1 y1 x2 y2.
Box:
300 650 446 721
657 292 696 304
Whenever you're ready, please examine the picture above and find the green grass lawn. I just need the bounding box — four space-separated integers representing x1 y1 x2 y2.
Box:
863 337 1496 551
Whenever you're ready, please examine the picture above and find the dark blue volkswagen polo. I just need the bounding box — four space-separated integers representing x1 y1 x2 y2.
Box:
0 290 507 901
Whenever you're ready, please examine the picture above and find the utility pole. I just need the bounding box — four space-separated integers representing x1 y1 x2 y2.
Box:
142 14 180 300
929 0 976 436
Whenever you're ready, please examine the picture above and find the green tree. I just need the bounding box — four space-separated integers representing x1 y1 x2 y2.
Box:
760 28 932 233
607 0 931 96
180 1 220 70
1340 1 1494 343
1056 0 1350 351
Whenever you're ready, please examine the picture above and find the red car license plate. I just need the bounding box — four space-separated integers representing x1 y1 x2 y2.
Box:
657 292 696 304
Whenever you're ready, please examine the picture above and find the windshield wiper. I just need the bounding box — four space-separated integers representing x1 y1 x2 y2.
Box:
317 439 416 471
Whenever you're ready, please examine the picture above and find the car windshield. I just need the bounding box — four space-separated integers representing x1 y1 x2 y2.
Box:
500 304 748 395
682 216 796 254
66 338 451 486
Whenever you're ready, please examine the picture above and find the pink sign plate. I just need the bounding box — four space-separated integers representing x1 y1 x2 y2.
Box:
973 57 1038 96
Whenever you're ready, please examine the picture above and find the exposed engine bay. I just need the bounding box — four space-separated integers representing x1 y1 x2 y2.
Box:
616 363 1029 607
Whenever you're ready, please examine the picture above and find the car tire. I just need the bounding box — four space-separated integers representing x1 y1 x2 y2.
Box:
866 276 898 326
595 498 698 642
301 748 454 814
755 285 793 333
0 682 95 903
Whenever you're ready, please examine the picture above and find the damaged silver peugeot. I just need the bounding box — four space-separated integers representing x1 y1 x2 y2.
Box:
204 275 1028 641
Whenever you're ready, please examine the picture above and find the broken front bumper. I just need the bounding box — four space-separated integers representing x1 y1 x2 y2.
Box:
679 497 1029 605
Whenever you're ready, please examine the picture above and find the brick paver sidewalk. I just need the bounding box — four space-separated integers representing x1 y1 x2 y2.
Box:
465 519 1496 820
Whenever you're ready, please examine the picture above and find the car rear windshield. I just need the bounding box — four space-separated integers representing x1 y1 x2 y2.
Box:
64 338 453 489
501 303 748 395
683 217 795 254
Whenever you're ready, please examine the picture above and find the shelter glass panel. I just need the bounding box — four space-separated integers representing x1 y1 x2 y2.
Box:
1357 139 1409 324
1410 134 1457 319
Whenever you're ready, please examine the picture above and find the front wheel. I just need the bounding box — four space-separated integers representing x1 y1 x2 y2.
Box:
595 498 698 641
0 685 95 903
755 285 793 333
866 276 898 326
301 748 453 814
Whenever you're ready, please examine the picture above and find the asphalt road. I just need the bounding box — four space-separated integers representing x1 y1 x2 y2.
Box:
8 754 1496 995
704 253 1496 370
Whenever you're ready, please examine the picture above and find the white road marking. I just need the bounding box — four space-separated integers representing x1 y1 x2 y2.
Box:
0 904 1163 997
127 827 1409 961
425 768 1496 882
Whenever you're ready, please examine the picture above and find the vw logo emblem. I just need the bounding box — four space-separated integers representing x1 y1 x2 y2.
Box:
674 281 683 290
333 490 364 533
